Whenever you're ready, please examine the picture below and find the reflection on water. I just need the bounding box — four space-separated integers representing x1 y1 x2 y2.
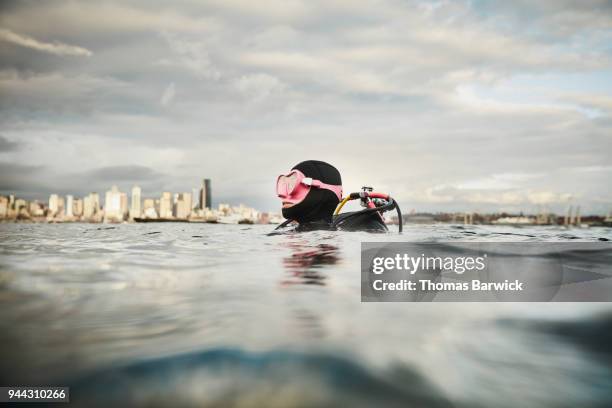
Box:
0 223 611 407
281 234 340 286
278 235 341 340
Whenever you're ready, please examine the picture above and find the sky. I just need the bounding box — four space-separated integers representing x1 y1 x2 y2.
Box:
0 0 611 214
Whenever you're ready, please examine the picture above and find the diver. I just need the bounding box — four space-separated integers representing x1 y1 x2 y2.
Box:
274 160 402 232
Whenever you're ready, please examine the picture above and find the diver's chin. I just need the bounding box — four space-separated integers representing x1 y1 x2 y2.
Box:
282 202 295 209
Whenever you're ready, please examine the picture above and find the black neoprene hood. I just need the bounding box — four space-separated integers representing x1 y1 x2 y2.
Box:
281 160 342 224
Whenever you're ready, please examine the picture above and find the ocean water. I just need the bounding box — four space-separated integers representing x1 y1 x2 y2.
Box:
0 223 611 407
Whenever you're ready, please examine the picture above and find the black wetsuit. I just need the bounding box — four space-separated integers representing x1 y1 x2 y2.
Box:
333 211 388 232
286 212 388 232
276 160 389 233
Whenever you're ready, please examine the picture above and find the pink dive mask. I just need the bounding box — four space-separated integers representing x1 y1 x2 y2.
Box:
276 169 343 205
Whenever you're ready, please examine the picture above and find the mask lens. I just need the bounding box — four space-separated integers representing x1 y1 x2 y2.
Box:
286 173 297 193
277 172 299 197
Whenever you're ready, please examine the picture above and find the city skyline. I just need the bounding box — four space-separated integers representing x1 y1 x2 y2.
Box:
0 180 276 224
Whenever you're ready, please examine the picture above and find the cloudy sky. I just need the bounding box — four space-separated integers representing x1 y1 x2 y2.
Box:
0 0 611 214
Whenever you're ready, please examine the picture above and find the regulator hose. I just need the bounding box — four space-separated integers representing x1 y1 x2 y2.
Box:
274 218 294 230
394 199 403 232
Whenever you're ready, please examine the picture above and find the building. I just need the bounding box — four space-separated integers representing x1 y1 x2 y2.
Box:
73 198 83 217
29 201 45 217
104 185 124 222
83 193 98 219
175 192 192 219
120 192 128 219
130 186 141 219
48 194 65 217
159 192 173 218
143 198 158 218
49 194 59 216
92 193 100 213
14 198 27 212
66 195 74 217
0 196 9 218
199 178 211 210
57 197 65 217
218 203 230 215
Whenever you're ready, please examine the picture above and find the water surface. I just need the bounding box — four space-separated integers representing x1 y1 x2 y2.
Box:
0 223 611 407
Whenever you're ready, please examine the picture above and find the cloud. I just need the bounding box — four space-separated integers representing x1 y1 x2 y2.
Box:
0 28 92 56
0 161 46 192
527 191 572 205
0 135 19 152
570 165 612 173
160 82 176 106
0 1 610 213
157 32 221 80
456 173 545 191
0 3 221 38
0 71 156 117
559 94 612 117
406 186 573 207
85 165 165 183
233 73 285 102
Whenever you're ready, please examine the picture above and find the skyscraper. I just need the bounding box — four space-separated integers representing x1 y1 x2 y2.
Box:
57 197 65 217
175 192 192 219
0 196 8 218
130 186 141 219
66 195 74 217
143 198 157 219
104 185 123 222
83 195 93 218
120 192 128 219
73 198 83 217
49 194 59 216
159 192 173 218
91 192 100 214
199 178 211 210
